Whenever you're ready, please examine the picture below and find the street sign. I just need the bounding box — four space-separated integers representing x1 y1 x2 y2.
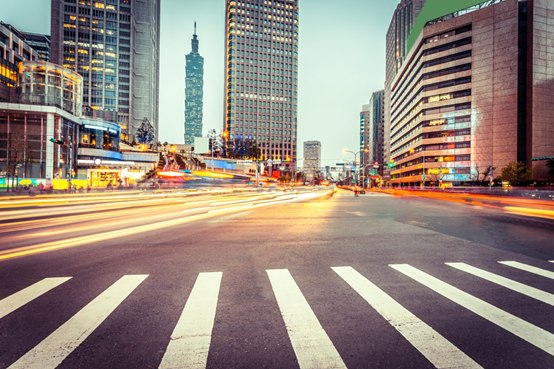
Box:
273 159 282 164
422 173 426 180
267 159 273 165
336 163 345 166
367 169 378 175
279 166 285 170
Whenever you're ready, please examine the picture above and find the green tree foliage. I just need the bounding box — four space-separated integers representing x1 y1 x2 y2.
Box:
497 161 534 185
136 118 154 145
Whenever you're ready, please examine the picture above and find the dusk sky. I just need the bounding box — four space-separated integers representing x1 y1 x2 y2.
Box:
3 0 398 167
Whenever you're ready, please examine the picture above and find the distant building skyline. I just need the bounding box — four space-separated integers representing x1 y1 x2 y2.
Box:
223 0 299 170
184 23 204 145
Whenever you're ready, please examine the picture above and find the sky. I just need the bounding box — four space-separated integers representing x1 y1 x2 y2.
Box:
3 0 398 167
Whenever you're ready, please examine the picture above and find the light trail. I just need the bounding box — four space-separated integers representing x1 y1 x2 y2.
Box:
373 189 554 222
0 190 334 262
0 190 273 223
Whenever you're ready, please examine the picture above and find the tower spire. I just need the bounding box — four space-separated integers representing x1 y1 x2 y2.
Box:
191 22 199 53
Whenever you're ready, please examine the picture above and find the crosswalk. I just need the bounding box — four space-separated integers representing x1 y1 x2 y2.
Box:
2 260 554 368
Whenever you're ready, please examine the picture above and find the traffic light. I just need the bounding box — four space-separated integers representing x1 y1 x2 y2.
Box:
387 162 394 168
71 170 76 178
49 138 66 146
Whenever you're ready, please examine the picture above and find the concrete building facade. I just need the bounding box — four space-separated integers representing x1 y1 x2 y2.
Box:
360 103 370 169
386 0 554 186
384 0 427 184
0 22 39 102
50 0 161 144
369 90 385 173
20 32 51 62
184 24 204 145
303 140 320 180
223 0 299 171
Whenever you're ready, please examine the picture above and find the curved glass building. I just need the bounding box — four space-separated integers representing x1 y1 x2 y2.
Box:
18 61 82 116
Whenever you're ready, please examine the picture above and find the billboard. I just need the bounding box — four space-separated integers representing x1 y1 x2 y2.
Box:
194 137 210 154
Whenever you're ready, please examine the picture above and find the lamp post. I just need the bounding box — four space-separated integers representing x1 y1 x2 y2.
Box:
344 149 368 187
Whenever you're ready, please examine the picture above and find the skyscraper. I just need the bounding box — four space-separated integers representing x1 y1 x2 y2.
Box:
184 23 204 145
223 0 299 170
368 90 384 169
383 0 426 185
50 0 161 143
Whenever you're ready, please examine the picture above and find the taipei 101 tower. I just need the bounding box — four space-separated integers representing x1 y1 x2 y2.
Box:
184 22 204 145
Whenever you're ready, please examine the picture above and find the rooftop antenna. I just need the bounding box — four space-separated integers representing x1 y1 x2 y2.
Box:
194 22 196 36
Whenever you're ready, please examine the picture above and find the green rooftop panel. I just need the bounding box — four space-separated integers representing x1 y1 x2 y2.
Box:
406 0 491 55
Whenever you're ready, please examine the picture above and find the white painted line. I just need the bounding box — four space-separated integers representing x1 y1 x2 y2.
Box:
0 278 72 320
499 261 554 280
266 269 347 369
159 272 222 369
447 263 554 306
8 274 148 369
390 264 554 356
333 266 482 369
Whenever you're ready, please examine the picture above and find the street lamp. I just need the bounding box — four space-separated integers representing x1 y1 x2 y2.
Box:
343 149 368 187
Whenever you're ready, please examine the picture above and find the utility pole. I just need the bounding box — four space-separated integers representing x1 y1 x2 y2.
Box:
489 151 493 190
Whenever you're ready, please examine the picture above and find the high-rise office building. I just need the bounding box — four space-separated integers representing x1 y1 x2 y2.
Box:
20 32 51 62
368 90 384 170
360 103 370 168
223 0 299 170
384 0 554 185
303 140 320 180
184 23 204 145
50 0 161 143
384 0 426 184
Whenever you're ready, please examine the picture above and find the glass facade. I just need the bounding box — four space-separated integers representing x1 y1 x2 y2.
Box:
224 0 299 165
52 0 160 143
19 61 83 116
184 29 204 145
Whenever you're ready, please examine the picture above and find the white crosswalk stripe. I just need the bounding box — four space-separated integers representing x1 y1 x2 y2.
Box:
391 264 554 357
8 274 148 369
499 261 554 280
267 268 347 369
447 262 554 306
0 277 71 320
5 261 554 367
159 272 222 369
333 266 482 369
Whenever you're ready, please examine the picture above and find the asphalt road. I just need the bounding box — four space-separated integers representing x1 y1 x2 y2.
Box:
1 189 554 368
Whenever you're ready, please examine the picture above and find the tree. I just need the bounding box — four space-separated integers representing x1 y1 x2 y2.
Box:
136 118 154 145
294 171 306 184
207 129 224 156
426 170 444 187
471 164 496 184
496 161 534 186
4 129 34 191
547 158 554 176
130 135 137 146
